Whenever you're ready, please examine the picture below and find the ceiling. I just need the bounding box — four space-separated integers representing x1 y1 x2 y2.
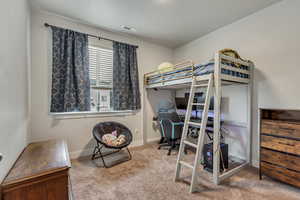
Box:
30 0 281 48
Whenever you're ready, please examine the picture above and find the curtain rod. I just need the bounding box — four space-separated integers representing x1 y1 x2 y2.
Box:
44 23 139 48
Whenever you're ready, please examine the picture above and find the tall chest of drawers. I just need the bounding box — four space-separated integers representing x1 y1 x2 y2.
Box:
260 109 300 188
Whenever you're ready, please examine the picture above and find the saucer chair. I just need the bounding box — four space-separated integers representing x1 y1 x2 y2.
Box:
92 122 132 168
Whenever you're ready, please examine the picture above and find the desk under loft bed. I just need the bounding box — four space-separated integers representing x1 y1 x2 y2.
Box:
144 51 254 186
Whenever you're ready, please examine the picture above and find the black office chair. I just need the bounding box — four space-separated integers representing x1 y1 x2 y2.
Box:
157 112 184 155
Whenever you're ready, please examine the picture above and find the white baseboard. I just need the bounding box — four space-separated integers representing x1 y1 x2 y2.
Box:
251 159 259 168
69 148 94 159
223 121 247 128
146 136 161 143
130 140 143 147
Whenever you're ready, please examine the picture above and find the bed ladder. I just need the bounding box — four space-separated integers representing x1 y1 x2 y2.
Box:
174 73 214 193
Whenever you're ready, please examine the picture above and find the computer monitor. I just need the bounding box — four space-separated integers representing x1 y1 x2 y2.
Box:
175 92 214 119
175 92 214 109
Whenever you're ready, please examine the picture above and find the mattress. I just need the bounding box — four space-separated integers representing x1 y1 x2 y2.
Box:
147 60 249 84
148 67 192 84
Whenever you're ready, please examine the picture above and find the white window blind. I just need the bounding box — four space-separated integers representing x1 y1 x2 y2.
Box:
89 46 113 88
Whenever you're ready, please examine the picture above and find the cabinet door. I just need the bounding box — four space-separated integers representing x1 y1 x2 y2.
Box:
46 174 69 200
3 172 70 200
25 182 48 200
4 182 47 200
3 188 26 200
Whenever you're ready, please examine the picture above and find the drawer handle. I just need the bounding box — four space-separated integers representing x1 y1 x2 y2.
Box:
278 141 295 146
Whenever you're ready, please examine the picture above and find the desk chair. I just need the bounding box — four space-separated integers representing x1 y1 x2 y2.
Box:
157 112 184 155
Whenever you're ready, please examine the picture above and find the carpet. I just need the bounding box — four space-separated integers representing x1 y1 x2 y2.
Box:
70 143 300 200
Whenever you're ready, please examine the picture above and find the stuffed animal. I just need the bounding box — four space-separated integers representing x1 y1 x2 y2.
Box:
157 62 174 73
218 49 248 68
102 131 126 146
102 134 117 146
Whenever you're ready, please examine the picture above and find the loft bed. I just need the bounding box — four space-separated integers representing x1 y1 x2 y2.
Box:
144 53 252 89
144 51 254 186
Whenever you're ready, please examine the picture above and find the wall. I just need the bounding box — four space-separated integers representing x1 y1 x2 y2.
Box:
30 10 173 158
173 0 300 165
0 0 30 182
144 89 175 142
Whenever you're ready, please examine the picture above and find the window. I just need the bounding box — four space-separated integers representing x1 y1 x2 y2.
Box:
89 46 113 112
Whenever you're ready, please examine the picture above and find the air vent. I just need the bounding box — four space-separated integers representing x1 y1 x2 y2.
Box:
121 25 136 32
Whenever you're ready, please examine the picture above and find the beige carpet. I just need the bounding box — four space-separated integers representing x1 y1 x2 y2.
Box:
70 143 300 200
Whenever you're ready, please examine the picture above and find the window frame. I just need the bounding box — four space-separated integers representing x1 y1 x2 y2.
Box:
89 45 113 112
49 40 136 119
49 110 137 119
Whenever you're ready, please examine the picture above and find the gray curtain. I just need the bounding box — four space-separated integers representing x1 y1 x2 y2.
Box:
50 26 90 112
113 42 141 110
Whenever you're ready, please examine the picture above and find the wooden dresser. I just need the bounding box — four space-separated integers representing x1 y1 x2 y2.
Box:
1 140 72 200
260 109 300 188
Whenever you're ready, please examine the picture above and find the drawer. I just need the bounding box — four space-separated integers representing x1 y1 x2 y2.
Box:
2 169 69 200
260 148 300 172
261 135 300 156
261 119 300 139
261 161 300 188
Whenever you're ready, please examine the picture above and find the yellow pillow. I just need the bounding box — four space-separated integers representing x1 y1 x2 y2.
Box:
157 62 174 73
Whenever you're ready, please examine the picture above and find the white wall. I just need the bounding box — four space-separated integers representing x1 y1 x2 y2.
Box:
0 0 30 182
30 10 173 158
173 0 300 165
145 89 175 142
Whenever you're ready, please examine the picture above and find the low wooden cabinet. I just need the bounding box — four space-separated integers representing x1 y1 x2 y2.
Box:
1 140 72 200
260 109 300 188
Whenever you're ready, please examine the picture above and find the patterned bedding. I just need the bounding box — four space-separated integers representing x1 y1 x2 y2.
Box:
147 60 249 84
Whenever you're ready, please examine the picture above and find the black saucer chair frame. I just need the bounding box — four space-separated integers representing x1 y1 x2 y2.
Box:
91 122 132 168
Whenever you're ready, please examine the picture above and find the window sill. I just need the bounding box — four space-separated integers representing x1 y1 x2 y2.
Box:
49 110 137 119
